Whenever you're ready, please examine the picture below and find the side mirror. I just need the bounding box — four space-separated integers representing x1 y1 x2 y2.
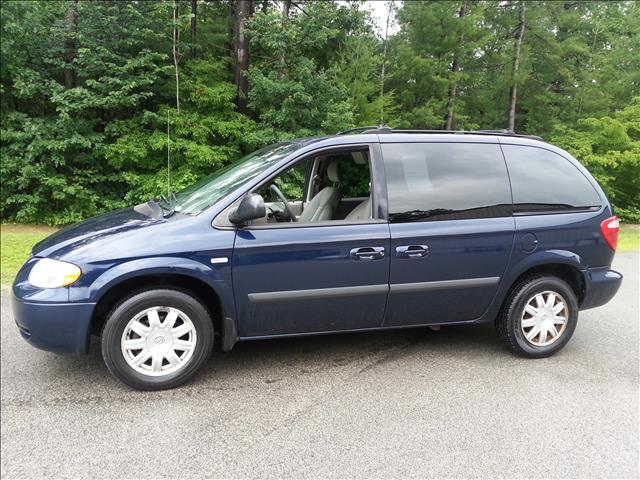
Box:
229 193 266 225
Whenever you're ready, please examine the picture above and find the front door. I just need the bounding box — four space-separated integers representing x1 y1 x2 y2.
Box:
380 140 515 326
233 224 390 336
231 145 391 337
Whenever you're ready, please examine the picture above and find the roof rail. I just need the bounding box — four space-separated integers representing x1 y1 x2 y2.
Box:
389 129 544 141
337 125 392 135
336 126 543 141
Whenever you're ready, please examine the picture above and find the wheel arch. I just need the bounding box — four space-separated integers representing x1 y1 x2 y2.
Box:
90 271 235 351
506 263 585 304
479 250 588 325
501 250 588 307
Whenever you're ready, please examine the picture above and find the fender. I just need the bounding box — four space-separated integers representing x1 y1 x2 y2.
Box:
70 256 237 324
478 249 586 323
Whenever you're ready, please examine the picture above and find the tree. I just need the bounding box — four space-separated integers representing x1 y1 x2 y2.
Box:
190 0 197 60
63 0 78 89
1 1 169 224
551 98 640 222
233 0 251 113
276 0 291 81
1 0 638 224
443 1 468 130
507 1 526 131
246 1 369 138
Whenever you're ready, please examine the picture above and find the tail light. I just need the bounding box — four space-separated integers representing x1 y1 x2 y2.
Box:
600 215 620 251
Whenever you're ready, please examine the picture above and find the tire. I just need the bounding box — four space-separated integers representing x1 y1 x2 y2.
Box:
496 275 578 358
101 288 214 390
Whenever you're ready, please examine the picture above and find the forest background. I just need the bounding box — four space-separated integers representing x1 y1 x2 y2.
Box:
1 0 638 226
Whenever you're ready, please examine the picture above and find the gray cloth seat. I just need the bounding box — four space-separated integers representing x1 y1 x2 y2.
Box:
298 161 342 222
344 197 371 221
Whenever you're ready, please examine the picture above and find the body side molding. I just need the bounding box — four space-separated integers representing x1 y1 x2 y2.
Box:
248 284 389 303
248 277 501 303
389 277 500 293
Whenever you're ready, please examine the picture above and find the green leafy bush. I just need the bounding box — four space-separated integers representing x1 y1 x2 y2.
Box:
551 99 640 223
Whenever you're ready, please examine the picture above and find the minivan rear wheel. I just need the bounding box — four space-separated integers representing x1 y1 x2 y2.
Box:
101 288 213 390
496 276 578 358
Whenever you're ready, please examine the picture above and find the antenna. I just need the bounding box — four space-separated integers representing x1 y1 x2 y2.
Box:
379 0 394 125
167 110 171 198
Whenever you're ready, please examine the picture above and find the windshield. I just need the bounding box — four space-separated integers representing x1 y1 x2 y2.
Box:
172 142 300 215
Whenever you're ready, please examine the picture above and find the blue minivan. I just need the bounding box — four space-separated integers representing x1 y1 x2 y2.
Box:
12 128 623 390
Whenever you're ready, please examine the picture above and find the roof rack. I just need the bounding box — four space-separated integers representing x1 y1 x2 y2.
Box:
337 125 393 135
336 126 543 141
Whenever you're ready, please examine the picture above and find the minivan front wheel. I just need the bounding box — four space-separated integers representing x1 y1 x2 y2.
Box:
101 289 214 390
496 276 578 358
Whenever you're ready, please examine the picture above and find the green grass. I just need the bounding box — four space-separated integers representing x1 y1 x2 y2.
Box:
0 223 638 287
618 224 640 252
1 224 58 285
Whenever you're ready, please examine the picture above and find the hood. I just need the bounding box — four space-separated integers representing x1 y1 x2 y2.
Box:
32 203 168 259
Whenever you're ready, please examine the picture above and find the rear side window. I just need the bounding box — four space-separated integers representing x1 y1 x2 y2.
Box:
382 143 512 222
502 145 601 213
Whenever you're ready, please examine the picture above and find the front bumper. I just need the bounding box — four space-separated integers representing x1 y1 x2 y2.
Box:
11 295 95 354
580 266 623 310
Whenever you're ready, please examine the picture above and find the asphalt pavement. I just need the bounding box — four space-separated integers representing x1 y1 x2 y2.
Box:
1 253 638 479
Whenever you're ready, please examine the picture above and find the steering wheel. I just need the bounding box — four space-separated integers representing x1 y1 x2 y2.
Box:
269 184 298 222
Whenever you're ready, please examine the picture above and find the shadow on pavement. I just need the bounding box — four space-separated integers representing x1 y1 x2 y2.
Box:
38 322 505 390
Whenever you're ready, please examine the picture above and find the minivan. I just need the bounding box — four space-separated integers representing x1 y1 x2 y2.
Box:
12 128 623 390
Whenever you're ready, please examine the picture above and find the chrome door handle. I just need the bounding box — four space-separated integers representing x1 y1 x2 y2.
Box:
350 246 385 260
396 245 430 258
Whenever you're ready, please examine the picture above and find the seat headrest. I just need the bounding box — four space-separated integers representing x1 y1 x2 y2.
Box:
327 161 341 183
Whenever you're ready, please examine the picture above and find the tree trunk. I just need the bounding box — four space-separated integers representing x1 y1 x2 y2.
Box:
233 0 251 113
443 1 468 130
276 0 292 81
507 1 526 132
190 0 197 60
226 1 234 73
63 0 78 89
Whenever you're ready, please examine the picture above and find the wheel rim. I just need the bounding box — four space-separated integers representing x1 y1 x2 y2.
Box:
121 306 197 377
520 290 569 347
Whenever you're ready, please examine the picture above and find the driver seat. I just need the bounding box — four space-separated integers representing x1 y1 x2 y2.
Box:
299 161 341 222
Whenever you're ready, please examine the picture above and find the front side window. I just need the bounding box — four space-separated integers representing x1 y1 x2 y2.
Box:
252 148 373 225
501 145 602 213
382 143 512 222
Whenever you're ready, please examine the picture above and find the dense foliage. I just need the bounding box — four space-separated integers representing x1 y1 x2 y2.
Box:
1 0 638 225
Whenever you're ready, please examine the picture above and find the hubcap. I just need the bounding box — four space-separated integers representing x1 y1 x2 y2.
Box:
121 307 197 377
521 290 568 347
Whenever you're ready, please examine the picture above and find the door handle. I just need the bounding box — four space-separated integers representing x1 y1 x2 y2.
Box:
350 246 385 260
396 245 430 258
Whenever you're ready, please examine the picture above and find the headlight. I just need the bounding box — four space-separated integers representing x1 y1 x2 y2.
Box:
28 258 81 288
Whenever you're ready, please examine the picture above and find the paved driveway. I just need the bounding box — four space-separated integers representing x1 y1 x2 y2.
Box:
1 253 638 479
